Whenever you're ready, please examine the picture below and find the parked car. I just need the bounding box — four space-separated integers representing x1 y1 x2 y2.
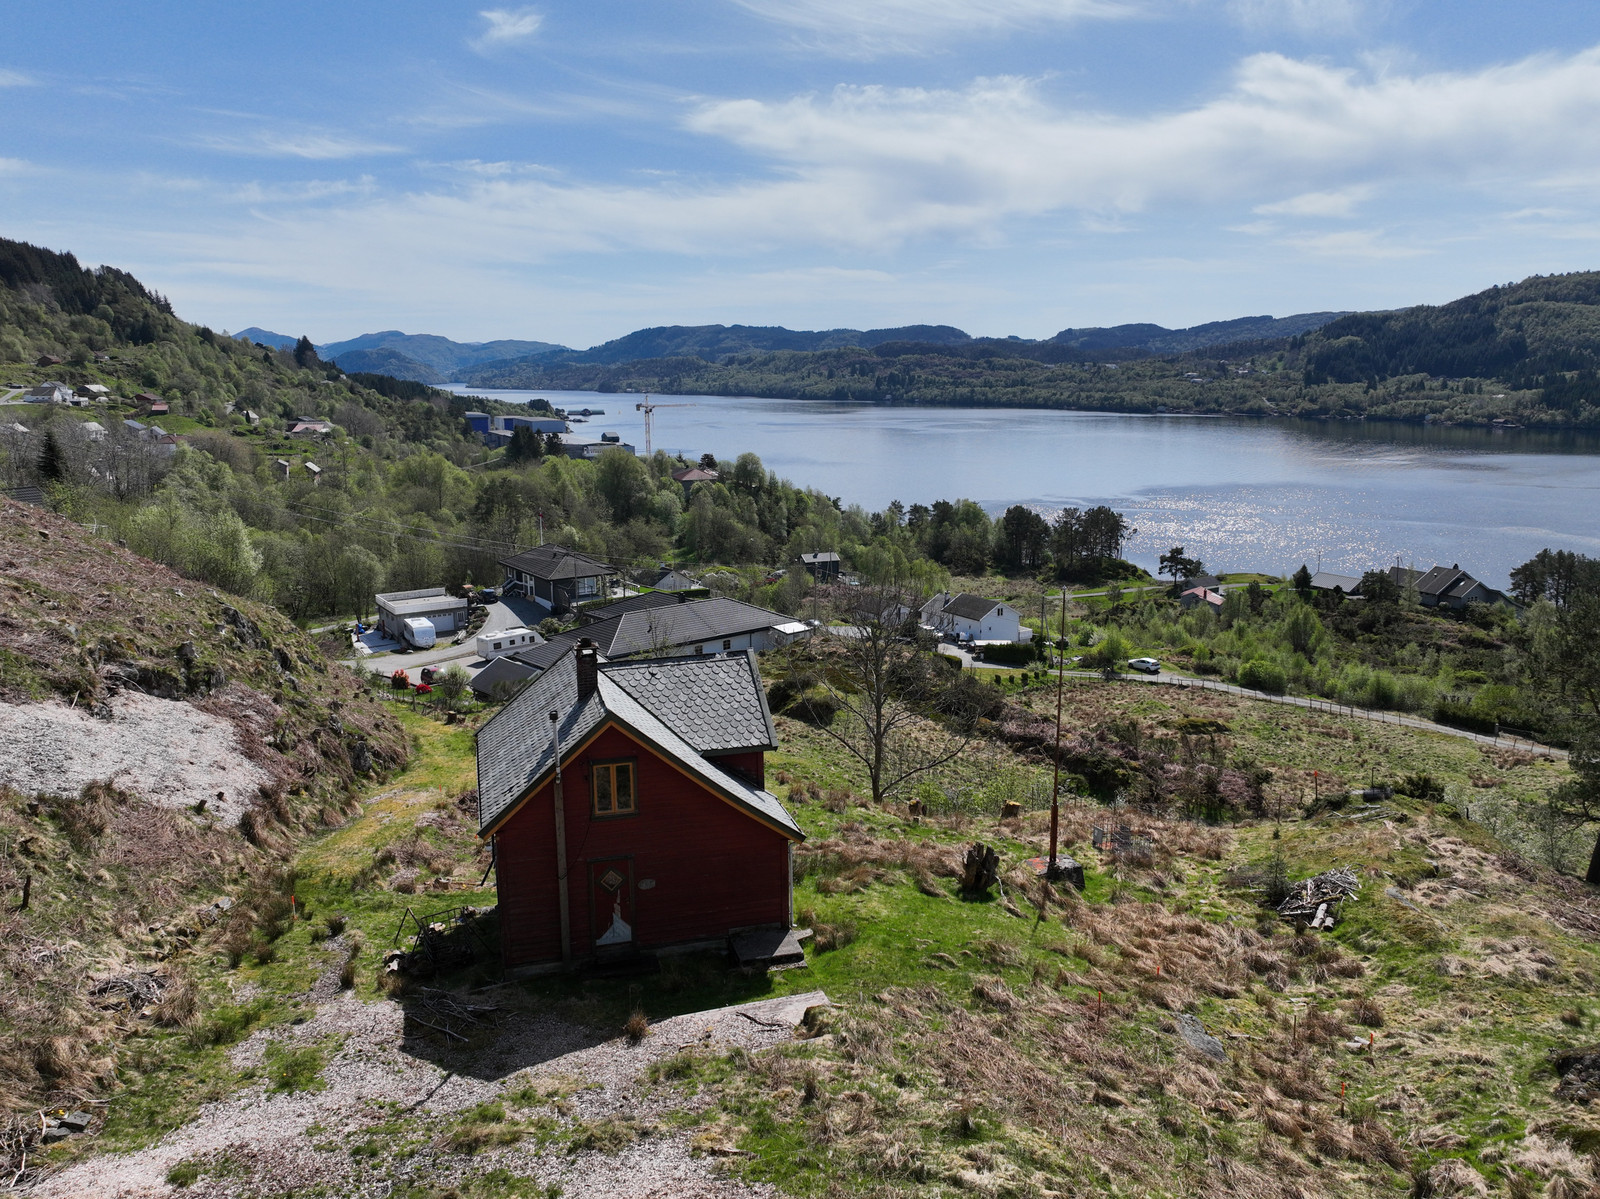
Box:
420 667 438 684
1127 657 1161 674
477 587 499 603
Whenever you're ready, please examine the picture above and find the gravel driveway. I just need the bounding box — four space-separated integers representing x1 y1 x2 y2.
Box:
34 975 829 1199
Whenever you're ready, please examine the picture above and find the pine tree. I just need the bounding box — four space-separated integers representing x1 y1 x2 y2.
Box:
293 335 318 368
506 426 542 464
36 429 65 481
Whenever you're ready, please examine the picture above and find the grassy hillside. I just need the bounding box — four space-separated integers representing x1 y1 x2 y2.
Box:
20 657 1599 1198
0 498 407 1113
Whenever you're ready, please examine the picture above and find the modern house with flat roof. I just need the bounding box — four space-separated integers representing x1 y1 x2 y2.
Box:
374 586 469 644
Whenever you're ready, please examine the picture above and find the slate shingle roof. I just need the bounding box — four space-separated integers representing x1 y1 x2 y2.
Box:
604 651 777 754
475 646 799 840
578 598 794 658
499 543 618 581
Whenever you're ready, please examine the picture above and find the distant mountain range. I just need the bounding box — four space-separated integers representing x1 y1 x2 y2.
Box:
235 312 1352 385
232 327 568 384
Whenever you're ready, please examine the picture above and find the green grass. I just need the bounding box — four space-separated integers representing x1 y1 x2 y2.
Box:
262 1040 329 1092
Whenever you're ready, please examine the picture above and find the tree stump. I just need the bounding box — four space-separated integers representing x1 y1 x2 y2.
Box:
907 799 923 818
1001 801 1022 819
961 843 1000 895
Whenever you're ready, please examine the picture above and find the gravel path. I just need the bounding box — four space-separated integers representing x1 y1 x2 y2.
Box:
0 692 270 822
33 986 829 1198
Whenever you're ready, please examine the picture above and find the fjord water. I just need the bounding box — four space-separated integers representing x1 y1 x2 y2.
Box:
455 387 1600 587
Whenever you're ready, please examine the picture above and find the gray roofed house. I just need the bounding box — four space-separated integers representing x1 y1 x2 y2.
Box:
27 382 75 405
578 589 695 625
468 653 542 701
575 597 810 659
499 543 620 614
1387 563 1504 610
650 566 701 592
920 592 1030 643
1309 572 1362 595
798 551 841 581
468 638 580 698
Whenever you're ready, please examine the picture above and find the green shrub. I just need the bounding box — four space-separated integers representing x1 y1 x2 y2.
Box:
1237 658 1287 694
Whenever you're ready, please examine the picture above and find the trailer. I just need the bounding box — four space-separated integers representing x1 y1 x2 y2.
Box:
402 617 437 649
475 626 540 660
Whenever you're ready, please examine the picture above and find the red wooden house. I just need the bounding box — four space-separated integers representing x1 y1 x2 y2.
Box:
476 640 803 971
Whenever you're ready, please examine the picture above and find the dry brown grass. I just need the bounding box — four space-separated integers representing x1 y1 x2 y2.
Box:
624 1009 650 1043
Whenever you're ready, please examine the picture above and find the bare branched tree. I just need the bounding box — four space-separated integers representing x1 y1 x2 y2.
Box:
806 582 971 806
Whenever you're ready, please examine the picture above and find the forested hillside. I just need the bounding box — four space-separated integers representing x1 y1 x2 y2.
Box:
463 271 1600 429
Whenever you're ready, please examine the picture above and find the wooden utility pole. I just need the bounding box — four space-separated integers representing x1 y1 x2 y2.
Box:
1047 591 1068 879
549 710 572 965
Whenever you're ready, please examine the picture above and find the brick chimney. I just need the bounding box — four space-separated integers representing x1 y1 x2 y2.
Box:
575 638 598 700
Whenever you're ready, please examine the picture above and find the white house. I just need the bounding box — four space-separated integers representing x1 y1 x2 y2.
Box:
26 382 75 405
920 593 1031 643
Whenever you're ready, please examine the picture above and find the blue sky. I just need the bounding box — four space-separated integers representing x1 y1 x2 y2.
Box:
6 1 1600 347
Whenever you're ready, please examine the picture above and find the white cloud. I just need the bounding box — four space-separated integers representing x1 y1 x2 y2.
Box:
1255 185 1373 218
0 68 34 87
472 7 544 53
1226 0 1370 37
730 0 1139 55
117 42 1600 330
194 130 404 160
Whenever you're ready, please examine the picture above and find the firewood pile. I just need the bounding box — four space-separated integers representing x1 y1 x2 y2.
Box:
404 987 499 1043
88 970 167 1013
3 1117 37 1190
1277 867 1360 929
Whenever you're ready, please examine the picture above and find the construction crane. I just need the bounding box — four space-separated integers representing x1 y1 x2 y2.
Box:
635 395 696 457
